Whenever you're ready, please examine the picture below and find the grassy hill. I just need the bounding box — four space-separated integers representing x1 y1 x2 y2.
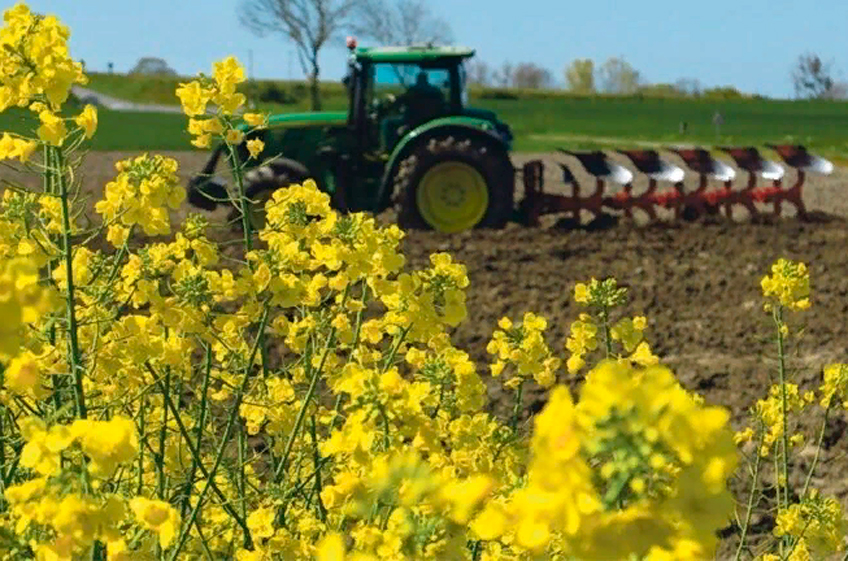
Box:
0 72 846 159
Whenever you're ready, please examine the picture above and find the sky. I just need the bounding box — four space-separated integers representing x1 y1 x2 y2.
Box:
24 0 848 99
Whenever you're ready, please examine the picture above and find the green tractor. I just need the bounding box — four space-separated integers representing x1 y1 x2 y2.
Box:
186 40 517 233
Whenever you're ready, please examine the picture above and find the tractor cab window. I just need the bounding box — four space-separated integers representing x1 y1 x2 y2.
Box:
458 61 469 107
371 62 452 151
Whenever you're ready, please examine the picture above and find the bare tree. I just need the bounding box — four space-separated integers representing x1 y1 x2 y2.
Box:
492 62 514 88
512 62 553 89
352 0 452 46
238 0 362 110
597 56 641 94
791 52 846 99
465 59 491 87
674 77 702 97
564 58 594 94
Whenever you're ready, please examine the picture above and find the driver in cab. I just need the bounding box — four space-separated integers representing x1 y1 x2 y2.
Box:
394 71 446 128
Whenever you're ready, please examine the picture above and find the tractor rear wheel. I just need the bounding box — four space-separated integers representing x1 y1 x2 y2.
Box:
393 135 514 233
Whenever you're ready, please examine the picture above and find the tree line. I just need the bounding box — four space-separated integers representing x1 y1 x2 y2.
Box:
122 0 847 109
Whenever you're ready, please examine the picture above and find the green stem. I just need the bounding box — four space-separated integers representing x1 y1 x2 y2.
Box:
167 307 270 560
381 324 412 374
54 146 86 419
773 452 782 558
0 406 5 497
775 307 790 514
144 363 252 542
225 142 253 252
137 401 145 496
309 415 327 522
179 346 213 519
238 423 247 530
274 327 338 484
44 146 64 416
801 402 832 499
601 307 612 358
734 425 765 561
510 380 525 432
157 369 171 500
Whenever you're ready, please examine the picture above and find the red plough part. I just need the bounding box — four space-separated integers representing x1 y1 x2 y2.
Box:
518 144 835 227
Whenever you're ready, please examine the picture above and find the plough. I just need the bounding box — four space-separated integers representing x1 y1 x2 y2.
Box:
517 144 836 228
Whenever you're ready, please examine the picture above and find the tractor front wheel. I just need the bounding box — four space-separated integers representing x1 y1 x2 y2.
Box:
393 136 514 233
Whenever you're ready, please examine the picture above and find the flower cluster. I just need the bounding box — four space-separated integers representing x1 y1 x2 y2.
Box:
760 258 811 312
565 278 659 375
177 55 268 154
94 152 186 245
0 3 86 111
473 360 739 558
487 312 561 389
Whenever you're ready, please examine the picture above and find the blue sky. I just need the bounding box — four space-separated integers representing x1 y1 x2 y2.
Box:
24 0 848 98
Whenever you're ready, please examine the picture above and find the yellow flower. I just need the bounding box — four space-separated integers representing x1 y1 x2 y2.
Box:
176 81 211 116
226 128 244 145
0 133 37 162
247 507 276 539
74 104 97 138
760 258 811 312
213 55 246 87
247 138 264 159
574 282 589 303
244 112 268 127
4 350 48 398
129 497 180 549
316 533 346 561
37 109 67 146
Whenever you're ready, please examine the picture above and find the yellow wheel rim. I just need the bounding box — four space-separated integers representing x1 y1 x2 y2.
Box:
416 161 489 233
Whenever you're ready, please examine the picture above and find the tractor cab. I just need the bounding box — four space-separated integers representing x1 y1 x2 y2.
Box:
344 41 476 156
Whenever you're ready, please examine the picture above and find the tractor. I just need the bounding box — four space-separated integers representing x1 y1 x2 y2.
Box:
187 39 518 233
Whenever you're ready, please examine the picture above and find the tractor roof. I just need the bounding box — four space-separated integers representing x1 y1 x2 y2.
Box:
353 45 475 63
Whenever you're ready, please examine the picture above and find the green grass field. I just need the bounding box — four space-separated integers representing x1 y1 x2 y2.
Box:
2 73 847 160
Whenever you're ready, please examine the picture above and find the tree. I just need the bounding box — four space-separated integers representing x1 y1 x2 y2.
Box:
791 52 846 99
465 59 491 87
351 0 452 46
512 62 553 89
674 77 702 97
492 62 514 88
130 57 177 76
238 0 363 110
564 58 594 94
597 56 641 94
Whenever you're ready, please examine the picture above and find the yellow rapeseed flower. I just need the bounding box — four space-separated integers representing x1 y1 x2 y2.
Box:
760 258 811 312
129 497 180 549
73 104 97 138
36 109 67 145
247 138 264 159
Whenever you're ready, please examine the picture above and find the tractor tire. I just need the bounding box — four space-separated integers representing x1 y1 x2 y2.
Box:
392 135 515 233
227 158 312 231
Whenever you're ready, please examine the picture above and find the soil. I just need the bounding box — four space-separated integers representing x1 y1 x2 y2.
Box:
6 149 848 558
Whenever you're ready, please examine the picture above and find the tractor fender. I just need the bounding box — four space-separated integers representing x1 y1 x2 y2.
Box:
376 118 512 212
